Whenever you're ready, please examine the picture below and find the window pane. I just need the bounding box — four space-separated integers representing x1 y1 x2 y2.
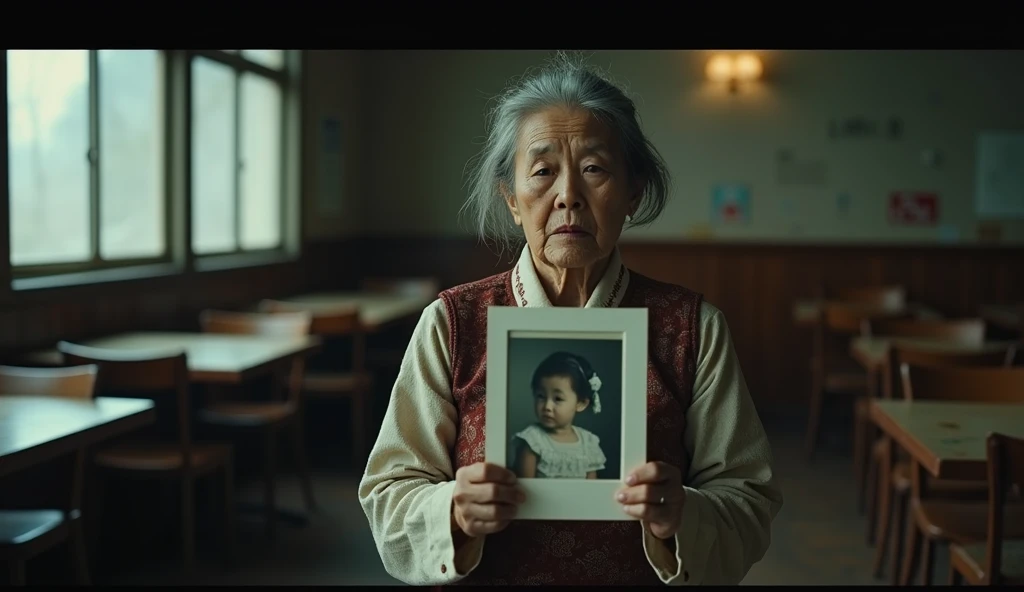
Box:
98 49 165 260
7 50 91 266
239 73 282 251
241 50 284 70
191 57 236 255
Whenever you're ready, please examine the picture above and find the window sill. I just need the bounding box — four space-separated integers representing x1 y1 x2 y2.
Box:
193 250 298 273
12 262 183 292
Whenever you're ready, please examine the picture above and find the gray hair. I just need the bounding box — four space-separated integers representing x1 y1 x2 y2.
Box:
461 51 671 256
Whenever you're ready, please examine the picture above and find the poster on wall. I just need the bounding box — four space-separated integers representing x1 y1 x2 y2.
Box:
711 184 751 224
317 117 344 216
975 132 1024 218
887 191 939 226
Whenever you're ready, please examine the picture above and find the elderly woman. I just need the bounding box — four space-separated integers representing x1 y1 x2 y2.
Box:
359 53 783 586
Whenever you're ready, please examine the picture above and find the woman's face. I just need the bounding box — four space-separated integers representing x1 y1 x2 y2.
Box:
534 375 590 430
505 106 642 270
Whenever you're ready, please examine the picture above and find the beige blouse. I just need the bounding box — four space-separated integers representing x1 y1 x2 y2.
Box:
358 246 784 586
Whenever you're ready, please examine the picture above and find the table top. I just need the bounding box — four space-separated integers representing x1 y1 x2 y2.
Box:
792 300 942 326
869 399 1024 480
27 332 320 384
850 336 1017 369
277 291 434 331
0 395 156 478
980 303 1023 331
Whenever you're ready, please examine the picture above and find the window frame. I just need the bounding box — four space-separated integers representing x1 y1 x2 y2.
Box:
6 49 175 279
2 49 303 290
188 49 293 264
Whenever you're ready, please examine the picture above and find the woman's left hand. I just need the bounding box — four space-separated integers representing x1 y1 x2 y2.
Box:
615 461 686 539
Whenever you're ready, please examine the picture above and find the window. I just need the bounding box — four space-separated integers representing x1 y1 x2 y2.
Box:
191 50 287 257
6 49 167 272
4 49 299 285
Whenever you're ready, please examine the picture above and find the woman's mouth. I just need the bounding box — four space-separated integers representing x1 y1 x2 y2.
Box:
553 225 588 236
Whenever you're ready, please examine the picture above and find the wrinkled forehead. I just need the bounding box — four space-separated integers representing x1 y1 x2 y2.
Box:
517 106 622 162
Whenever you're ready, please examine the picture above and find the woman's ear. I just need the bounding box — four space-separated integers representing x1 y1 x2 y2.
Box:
629 176 647 217
500 181 522 226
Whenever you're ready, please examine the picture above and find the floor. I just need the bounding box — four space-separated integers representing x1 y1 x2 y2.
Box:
34 403 952 586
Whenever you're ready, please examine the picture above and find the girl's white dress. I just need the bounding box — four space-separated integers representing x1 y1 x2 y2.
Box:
512 424 607 478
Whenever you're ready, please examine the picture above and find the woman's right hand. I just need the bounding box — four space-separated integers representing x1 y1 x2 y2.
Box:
451 462 525 538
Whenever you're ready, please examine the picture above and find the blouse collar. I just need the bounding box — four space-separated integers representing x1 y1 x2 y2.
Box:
510 244 630 309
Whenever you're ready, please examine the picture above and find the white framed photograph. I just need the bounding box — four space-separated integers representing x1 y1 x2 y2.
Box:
485 306 649 521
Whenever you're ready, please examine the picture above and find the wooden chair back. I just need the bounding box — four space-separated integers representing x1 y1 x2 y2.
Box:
900 363 1024 403
200 309 312 337
259 300 366 372
57 341 194 469
0 364 98 399
873 319 1009 398
986 433 1024 585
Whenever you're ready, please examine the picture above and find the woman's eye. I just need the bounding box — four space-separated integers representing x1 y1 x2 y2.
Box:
584 165 603 173
533 168 551 176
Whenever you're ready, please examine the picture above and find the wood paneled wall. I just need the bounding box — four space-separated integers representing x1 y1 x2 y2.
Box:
353 237 1024 405
2 236 1020 405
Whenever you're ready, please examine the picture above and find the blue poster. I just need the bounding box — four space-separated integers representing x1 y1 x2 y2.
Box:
711 184 751 224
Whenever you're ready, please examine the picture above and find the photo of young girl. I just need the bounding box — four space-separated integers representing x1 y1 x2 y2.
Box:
509 349 617 480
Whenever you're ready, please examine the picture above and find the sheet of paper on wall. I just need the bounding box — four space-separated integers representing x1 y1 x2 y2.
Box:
975 132 1024 218
317 117 345 216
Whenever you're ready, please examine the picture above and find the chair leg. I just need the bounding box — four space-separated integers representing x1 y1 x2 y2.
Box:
71 520 92 584
853 400 867 507
921 538 935 586
264 430 278 539
864 450 879 542
87 471 105 573
9 560 26 586
181 476 196 575
870 466 893 577
291 417 317 513
948 561 963 585
889 491 908 586
222 459 237 568
899 516 922 586
804 376 824 461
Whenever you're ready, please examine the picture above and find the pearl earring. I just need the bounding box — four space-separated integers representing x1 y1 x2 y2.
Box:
625 214 633 223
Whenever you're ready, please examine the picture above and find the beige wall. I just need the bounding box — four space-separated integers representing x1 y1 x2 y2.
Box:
349 50 1024 245
302 50 367 240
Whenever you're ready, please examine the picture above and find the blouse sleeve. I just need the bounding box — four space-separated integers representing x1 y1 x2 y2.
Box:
357 299 486 585
640 302 784 585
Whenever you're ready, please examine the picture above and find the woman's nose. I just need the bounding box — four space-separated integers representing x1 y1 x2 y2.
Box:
554 171 584 210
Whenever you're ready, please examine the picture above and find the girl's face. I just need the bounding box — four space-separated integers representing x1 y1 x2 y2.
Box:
534 375 590 430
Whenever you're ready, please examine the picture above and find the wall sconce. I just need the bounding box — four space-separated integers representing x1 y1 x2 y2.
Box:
705 52 763 94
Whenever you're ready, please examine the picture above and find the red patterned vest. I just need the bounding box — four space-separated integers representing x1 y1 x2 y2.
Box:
438 269 703 586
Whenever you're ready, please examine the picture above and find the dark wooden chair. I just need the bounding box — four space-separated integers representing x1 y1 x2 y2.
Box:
57 342 235 575
949 432 1024 585
0 364 97 585
870 344 1017 583
806 300 910 461
897 363 1024 585
259 301 375 468
197 310 317 539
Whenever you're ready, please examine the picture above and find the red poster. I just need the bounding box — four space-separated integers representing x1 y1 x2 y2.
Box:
888 192 939 226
